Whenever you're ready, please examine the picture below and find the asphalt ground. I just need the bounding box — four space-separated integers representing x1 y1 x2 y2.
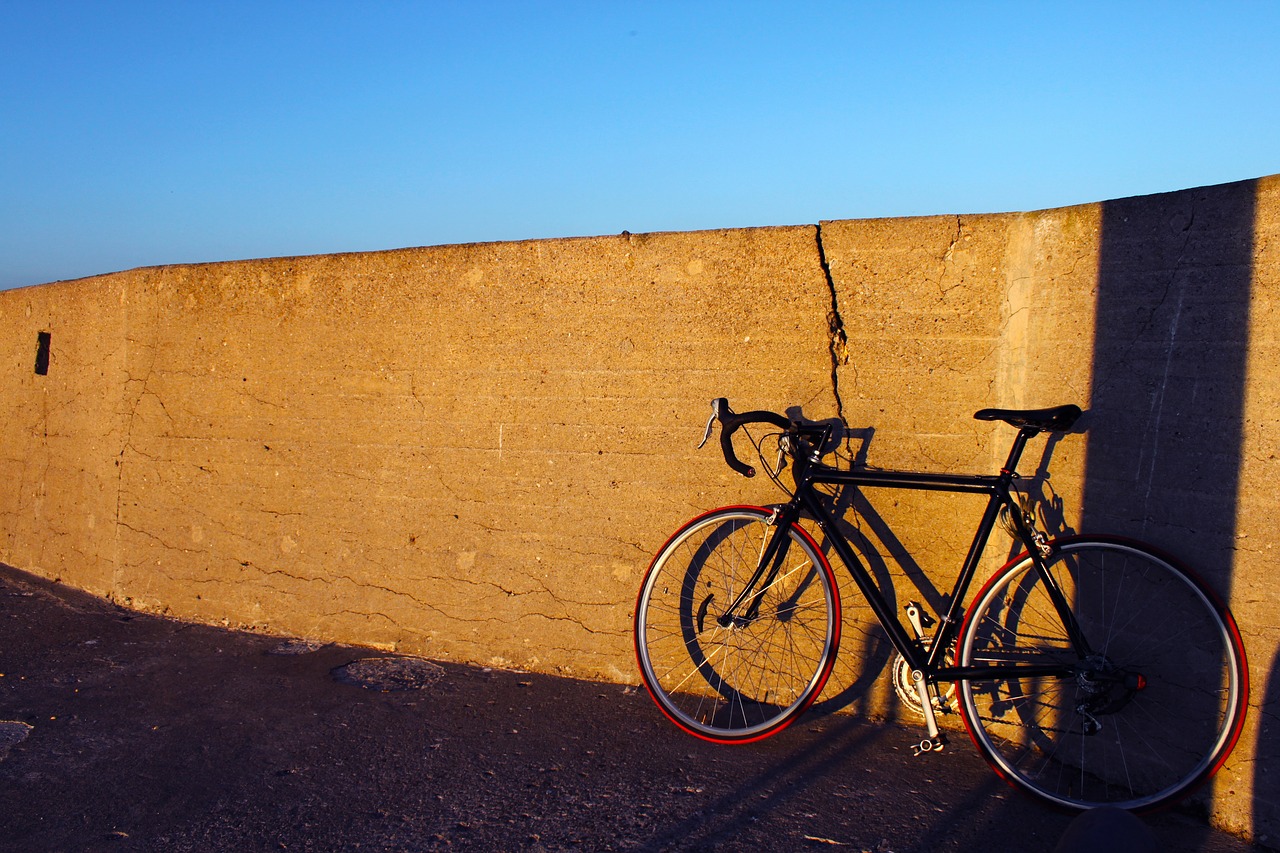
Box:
0 563 1263 852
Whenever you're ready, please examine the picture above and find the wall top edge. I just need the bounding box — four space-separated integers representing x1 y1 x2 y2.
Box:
821 172 1276 230
14 172 1277 292
13 222 825 293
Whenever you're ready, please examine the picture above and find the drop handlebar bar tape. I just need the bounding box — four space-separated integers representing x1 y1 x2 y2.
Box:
710 398 790 478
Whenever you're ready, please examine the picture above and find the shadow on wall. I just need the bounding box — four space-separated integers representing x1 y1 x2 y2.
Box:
1083 180 1256 827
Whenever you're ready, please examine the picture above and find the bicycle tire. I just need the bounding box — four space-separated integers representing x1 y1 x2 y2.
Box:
957 535 1248 811
634 506 841 743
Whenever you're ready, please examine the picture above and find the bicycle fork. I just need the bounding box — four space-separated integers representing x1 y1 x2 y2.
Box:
717 507 793 628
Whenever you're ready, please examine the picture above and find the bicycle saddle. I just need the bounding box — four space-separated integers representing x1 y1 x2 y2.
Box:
973 404 1083 432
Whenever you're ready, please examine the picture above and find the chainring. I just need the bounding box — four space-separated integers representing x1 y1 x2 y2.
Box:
891 652 956 719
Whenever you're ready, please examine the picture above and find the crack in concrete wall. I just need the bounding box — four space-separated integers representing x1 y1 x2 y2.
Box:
815 223 850 426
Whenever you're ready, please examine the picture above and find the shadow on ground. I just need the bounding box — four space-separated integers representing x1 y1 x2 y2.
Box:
0 564 1260 852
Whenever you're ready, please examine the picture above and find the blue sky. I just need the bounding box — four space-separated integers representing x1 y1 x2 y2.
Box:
3 1 1278 290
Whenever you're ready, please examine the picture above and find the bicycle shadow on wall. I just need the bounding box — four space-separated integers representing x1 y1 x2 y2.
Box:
999 430 1078 564
689 406 1082 730
788 410 1080 727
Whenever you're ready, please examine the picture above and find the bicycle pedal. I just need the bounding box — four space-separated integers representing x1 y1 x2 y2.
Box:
911 734 947 757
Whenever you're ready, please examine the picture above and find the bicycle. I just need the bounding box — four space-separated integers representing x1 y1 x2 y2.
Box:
633 398 1249 812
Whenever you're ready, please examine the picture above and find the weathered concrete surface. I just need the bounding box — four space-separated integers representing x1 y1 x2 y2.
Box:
1 177 1278 842
0 228 833 685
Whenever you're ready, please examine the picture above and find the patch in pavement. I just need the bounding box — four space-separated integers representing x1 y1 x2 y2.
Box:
331 657 445 691
266 638 327 655
0 720 33 760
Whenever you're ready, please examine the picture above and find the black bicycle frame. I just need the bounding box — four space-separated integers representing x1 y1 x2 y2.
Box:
724 425 1088 686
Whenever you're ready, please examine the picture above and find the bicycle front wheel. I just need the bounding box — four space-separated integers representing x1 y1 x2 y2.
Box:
634 506 841 743
957 536 1248 811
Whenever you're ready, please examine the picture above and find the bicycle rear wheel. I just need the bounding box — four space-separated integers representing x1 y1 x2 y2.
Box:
957 536 1248 811
634 506 841 743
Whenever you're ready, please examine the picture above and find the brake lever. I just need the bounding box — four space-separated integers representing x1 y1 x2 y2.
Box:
697 410 717 449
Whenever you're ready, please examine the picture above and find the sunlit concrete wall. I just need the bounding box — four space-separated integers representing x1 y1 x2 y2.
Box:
0 228 834 677
1 176 1276 841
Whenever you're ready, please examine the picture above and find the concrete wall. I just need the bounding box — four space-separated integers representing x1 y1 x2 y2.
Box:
1 176 1277 840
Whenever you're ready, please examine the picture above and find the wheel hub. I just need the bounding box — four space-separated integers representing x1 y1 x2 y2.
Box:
1074 655 1146 731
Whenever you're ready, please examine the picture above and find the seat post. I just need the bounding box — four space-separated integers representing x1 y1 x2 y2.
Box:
1000 427 1040 478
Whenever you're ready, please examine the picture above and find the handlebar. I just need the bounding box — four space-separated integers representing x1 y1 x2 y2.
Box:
699 398 791 477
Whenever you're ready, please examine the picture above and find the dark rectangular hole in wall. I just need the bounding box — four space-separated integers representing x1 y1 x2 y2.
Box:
34 331 51 376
